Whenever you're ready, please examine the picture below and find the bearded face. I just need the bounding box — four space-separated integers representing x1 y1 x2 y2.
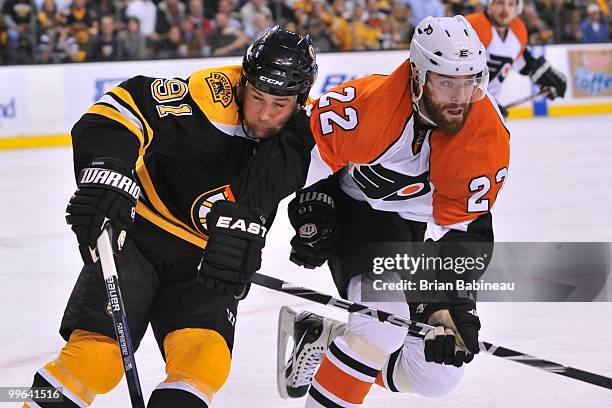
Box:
419 72 480 134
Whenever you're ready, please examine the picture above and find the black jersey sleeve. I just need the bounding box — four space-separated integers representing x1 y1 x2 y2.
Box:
229 110 317 220
70 76 156 178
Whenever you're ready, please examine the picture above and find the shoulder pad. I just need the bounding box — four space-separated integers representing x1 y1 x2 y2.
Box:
189 65 244 136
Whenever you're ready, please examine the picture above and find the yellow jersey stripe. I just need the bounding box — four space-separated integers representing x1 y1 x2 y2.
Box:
109 86 155 151
86 104 145 149
136 202 207 248
135 157 204 237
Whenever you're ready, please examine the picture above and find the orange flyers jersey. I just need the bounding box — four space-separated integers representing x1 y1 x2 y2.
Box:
305 60 510 237
467 12 528 100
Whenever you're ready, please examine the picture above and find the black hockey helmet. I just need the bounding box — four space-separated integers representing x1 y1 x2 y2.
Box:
242 26 318 105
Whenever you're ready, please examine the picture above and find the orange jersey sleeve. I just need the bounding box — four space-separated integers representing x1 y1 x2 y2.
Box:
308 60 414 172
509 17 528 59
466 13 493 48
429 97 510 226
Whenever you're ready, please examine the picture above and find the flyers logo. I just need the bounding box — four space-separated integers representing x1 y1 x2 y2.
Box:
487 54 514 82
190 185 234 234
351 164 431 202
205 72 233 107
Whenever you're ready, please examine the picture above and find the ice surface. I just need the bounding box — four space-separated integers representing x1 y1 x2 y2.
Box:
1 116 611 407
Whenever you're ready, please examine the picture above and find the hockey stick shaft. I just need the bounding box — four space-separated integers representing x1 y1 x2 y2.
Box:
502 89 550 110
251 272 612 390
97 224 146 408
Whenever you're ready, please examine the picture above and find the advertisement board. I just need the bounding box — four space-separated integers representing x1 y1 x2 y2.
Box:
569 48 612 98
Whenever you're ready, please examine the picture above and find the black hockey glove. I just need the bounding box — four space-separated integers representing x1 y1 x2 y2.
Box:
521 51 567 100
411 297 481 367
288 190 336 269
199 200 267 300
66 158 140 265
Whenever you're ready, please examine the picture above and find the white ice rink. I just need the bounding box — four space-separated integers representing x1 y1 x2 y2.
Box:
1 115 612 407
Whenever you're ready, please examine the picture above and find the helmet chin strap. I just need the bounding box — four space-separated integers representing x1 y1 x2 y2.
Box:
411 79 438 128
236 81 260 141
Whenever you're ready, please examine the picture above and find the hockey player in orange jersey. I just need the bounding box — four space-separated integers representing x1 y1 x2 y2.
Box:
467 0 567 116
277 16 510 406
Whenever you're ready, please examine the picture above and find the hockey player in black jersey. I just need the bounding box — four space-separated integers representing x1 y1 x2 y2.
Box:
24 26 317 408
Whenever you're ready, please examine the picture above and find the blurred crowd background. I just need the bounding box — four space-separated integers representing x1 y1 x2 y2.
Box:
0 0 610 64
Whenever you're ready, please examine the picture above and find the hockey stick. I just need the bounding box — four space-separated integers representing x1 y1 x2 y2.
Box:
251 272 612 390
97 223 146 408
501 89 550 110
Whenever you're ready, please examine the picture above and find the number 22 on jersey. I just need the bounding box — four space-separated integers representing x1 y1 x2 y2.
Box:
309 87 359 135
468 167 507 212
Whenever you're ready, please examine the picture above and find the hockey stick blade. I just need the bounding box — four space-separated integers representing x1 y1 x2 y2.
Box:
251 272 612 391
97 223 146 408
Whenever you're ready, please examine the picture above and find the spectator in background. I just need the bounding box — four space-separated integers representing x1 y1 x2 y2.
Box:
184 0 213 37
155 24 183 57
156 0 186 35
561 8 583 42
364 0 386 29
36 25 79 62
126 0 157 37
33 0 71 14
350 3 381 50
0 12 9 64
90 14 123 60
446 0 467 15
523 2 554 43
92 0 119 20
270 0 297 27
202 0 219 19
240 0 272 34
377 17 400 49
2 0 37 64
217 0 241 29
37 0 62 31
206 11 248 55
62 0 97 61
580 2 609 42
3 0 37 29
320 0 351 51
304 14 333 52
387 1 413 48
247 10 273 39
119 16 151 59
179 17 205 56
63 0 98 36
403 0 445 26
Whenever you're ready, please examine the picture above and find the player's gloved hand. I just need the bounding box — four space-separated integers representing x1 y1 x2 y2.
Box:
199 200 267 299
288 190 336 269
522 53 567 100
411 298 481 367
66 157 140 265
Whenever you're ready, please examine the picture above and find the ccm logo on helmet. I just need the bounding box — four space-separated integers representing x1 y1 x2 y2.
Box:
259 75 285 86
216 216 268 238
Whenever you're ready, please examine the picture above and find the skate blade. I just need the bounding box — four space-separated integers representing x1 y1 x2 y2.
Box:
277 306 297 399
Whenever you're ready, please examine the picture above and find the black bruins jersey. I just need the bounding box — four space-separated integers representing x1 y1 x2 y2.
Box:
71 65 314 256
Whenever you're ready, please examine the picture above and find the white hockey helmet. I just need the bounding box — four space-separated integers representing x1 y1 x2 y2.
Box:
410 15 489 105
487 0 524 17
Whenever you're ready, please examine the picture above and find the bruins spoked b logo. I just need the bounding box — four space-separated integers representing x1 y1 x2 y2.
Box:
190 185 234 234
205 72 233 108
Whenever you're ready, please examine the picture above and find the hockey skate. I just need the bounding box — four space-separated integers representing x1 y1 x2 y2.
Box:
277 306 345 399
